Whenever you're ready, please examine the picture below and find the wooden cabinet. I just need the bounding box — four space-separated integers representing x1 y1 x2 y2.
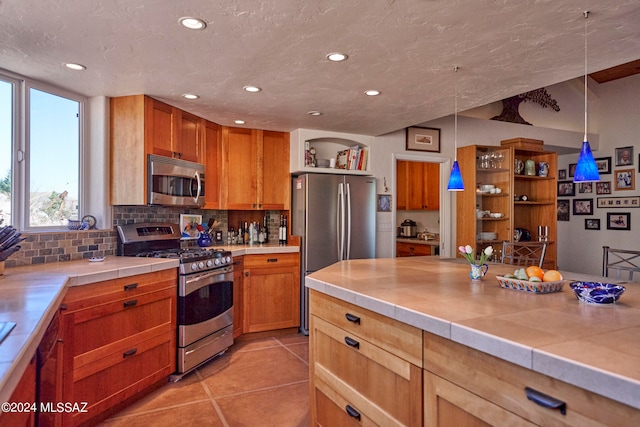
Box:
222 127 290 210
0 356 36 427
243 253 300 333
233 256 244 338
397 161 439 210
204 120 222 209
396 241 432 257
59 270 177 426
309 290 423 427
423 331 640 427
456 143 557 269
110 95 205 205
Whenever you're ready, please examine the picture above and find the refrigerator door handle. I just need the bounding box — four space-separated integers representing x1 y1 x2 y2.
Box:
337 183 345 260
346 182 352 260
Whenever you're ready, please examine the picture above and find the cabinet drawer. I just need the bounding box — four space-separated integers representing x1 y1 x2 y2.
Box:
310 290 422 366
424 331 640 426
63 269 177 312
65 287 175 371
311 315 422 427
243 253 299 268
66 333 174 426
396 242 431 257
314 377 381 427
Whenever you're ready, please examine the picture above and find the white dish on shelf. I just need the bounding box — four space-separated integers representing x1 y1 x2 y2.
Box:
88 257 105 262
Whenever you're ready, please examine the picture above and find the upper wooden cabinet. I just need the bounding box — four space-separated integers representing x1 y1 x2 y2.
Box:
204 120 222 209
396 161 440 210
222 127 290 210
110 95 205 205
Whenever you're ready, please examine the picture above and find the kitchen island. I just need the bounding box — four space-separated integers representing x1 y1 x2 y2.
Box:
307 256 640 426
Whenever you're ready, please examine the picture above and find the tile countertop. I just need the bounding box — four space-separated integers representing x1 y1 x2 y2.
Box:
305 257 640 411
0 244 299 403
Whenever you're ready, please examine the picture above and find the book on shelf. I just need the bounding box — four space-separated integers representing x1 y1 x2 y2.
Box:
338 146 368 171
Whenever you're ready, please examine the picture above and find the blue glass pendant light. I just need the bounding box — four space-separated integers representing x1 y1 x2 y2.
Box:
574 11 600 183
448 66 465 191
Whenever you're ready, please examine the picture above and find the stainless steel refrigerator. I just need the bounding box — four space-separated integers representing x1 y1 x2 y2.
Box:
292 174 376 334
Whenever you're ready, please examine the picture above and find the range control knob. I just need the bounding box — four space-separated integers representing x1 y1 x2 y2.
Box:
225 256 231 264
220 257 227 264
214 258 221 266
191 263 198 271
198 261 205 269
206 260 213 268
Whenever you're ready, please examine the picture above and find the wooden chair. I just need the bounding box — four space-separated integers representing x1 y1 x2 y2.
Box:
501 241 548 268
603 246 640 281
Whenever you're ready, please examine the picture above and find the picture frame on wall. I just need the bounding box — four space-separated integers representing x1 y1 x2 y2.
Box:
615 146 634 166
578 182 593 193
573 198 593 215
568 163 576 177
597 196 640 208
614 168 635 191
377 194 392 212
607 212 631 230
179 214 203 239
594 157 612 174
557 200 570 221
405 126 441 153
585 218 600 230
595 181 612 195
558 169 567 180
558 181 575 197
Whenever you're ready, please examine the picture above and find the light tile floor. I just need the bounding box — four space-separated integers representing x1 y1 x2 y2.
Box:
99 331 309 427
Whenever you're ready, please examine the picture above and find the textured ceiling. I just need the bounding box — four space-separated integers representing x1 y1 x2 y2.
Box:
1 0 640 136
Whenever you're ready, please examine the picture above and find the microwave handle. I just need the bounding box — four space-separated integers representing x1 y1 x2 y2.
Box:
194 170 202 203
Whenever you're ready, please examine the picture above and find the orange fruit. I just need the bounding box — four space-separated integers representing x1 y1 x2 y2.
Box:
543 270 563 282
525 266 544 280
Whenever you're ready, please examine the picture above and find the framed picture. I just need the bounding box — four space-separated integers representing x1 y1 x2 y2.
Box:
377 194 392 212
406 126 440 153
607 212 631 230
558 169 567 180
578 182 593 193
558 181 575 197
569 163 577 178
615 146 634 166
594 157 612 174
179 214 202 239
573 198 593 215
595 181 612 195
557 200 570 221
585 218 600 230
614 168 635 191
597 196 640 208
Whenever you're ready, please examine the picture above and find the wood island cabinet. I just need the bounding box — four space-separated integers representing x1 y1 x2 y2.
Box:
58 270 177 426
456 142 557 269
110 95 205 205
243 253 300 333
233 256 244 338
309 290 423 427
222 127 290 210
0 356 37 427
397 161 439 211
396 241 432 257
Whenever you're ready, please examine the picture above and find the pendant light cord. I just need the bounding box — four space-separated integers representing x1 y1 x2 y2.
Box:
454 66 459 160
584 11 589 142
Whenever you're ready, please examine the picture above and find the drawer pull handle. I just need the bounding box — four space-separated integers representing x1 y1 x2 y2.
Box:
524 387 566 415
345 405 361 421
344 336 360 349
345 313 360 324
123 299 138 308
124 283 139 291
123 348 138 358
267 258 278 263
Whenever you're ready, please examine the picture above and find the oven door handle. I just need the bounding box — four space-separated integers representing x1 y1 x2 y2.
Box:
182 268 234 296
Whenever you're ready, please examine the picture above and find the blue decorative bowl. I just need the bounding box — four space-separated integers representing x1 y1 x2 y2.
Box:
569 282 626 304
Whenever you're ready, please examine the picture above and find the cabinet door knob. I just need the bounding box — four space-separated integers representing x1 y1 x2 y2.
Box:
345 405 361 421
345 313 361 324
524 387 566 415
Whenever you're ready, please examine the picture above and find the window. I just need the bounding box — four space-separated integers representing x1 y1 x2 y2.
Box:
0 71 85 229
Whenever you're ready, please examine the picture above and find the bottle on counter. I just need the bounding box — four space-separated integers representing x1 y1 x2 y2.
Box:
283 215 288 245
263 214 269 243
278 215 284 245
244 221 249 245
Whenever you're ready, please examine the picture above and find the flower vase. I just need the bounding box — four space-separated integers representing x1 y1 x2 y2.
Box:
469 263 489 280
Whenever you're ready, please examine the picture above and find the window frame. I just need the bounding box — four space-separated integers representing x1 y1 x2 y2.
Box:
1 68 87 231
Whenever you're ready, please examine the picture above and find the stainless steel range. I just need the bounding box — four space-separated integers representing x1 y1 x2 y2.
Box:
116 223 234 378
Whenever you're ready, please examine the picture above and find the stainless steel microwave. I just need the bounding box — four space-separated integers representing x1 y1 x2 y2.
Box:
148 154 205 207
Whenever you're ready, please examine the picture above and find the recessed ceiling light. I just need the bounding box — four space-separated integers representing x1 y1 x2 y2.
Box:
307 111 322 116
179 17 207 30
326 53 348 62
234 120 246 125
364 90 381 96
243 86 261 93
182 93 199 100
65 63 86 71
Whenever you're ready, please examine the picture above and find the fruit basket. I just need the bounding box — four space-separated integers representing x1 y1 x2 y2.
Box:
496 275 566 294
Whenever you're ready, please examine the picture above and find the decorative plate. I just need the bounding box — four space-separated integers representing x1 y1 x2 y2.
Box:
496 275 565 294
88 257 105 262
82 215 96 229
